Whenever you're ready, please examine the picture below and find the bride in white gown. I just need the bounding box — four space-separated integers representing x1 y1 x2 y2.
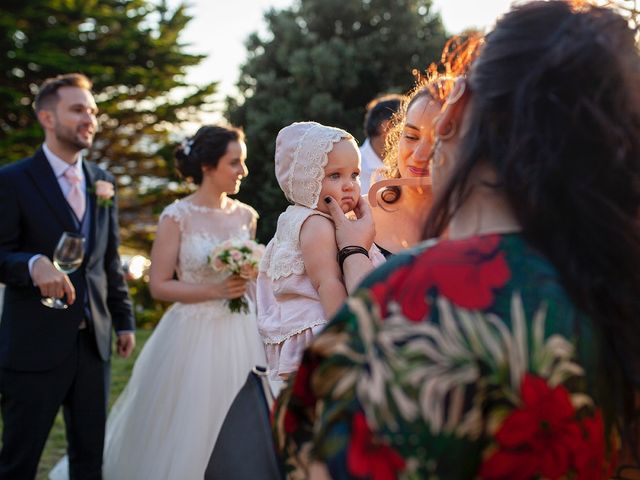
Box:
51 125 266 480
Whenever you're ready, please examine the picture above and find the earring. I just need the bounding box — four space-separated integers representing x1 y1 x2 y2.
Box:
437 120 457 141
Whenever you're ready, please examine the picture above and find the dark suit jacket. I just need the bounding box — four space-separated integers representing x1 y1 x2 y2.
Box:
0 147 135 371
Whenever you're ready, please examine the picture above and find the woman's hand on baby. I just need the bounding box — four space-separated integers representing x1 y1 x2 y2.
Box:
323 195 375 250
213 275 248 300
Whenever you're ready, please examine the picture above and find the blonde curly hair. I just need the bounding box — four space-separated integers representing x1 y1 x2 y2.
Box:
378 34 483 204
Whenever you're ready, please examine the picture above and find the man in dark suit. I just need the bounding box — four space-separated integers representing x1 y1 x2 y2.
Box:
0 73 135 479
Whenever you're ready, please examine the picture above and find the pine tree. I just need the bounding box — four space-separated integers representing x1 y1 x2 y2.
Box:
0 0 216 248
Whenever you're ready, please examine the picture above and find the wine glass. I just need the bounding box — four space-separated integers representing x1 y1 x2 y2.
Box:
41 232 85 309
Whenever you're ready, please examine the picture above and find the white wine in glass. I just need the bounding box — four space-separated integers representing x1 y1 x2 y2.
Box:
41 232 85 309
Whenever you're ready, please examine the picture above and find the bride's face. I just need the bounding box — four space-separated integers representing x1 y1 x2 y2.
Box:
204 140 248 194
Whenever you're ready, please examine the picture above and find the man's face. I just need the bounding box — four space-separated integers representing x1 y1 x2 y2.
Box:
49 86 98 151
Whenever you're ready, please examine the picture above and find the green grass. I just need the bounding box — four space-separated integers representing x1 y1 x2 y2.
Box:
8 328 154 480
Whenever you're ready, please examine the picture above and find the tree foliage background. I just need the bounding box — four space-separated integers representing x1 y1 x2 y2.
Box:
226 0 447 241
606 0 640 35
0 0 216 250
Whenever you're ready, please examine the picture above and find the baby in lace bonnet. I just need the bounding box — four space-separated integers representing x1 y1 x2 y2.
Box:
257 121 385 380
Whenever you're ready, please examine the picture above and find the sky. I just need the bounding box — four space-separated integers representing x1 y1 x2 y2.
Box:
169 0 515 112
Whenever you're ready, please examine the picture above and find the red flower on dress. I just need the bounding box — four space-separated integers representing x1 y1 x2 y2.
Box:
370 264 413 318
283 354 321 434
291 355 318 407
347 412 405 480
574 410 615 480
283 409 299 434
479 374 610 480
370 235 510 322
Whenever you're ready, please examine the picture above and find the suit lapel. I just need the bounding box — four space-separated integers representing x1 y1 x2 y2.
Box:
26 148 77 232
83 162 99 264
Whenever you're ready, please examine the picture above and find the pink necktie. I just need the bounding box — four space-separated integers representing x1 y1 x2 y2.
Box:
64 167 85 220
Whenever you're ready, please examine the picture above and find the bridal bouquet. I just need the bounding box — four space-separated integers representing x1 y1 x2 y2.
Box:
209 239 265 313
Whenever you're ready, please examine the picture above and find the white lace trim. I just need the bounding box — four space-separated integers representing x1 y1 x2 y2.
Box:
261 318 327 344
285 124 350 208
158 198 257 232
260 205 331 280
182 198 238 214
159 200 188 231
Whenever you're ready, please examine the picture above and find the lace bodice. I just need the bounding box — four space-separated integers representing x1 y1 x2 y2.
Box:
259 205 325 280
159 198 258 284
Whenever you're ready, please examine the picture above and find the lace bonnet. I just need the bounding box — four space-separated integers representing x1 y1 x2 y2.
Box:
275 121 351 209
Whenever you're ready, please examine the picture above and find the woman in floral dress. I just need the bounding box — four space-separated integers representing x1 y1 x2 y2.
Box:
274 2 640 479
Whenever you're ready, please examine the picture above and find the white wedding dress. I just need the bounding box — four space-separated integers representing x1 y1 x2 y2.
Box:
50 198 267 480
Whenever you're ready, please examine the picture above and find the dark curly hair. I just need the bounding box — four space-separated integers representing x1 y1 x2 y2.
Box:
174 125 245 185
363 94 402 139
425 0 640 450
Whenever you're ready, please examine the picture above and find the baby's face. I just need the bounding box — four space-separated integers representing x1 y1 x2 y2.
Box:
317 138 361 214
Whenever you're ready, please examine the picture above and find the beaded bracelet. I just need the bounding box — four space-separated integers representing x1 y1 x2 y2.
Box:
337 245 369 271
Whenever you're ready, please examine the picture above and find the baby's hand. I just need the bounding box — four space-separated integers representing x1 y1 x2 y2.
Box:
323 195 375 250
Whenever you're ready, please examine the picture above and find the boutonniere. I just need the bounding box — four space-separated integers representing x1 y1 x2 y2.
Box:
91 180 115 207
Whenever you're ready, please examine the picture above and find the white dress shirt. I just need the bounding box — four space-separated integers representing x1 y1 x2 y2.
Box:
359 138 384 194
28 144 86 277
42 143 86 198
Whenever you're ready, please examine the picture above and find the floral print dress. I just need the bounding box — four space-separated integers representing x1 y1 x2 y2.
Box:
274 233 618 480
